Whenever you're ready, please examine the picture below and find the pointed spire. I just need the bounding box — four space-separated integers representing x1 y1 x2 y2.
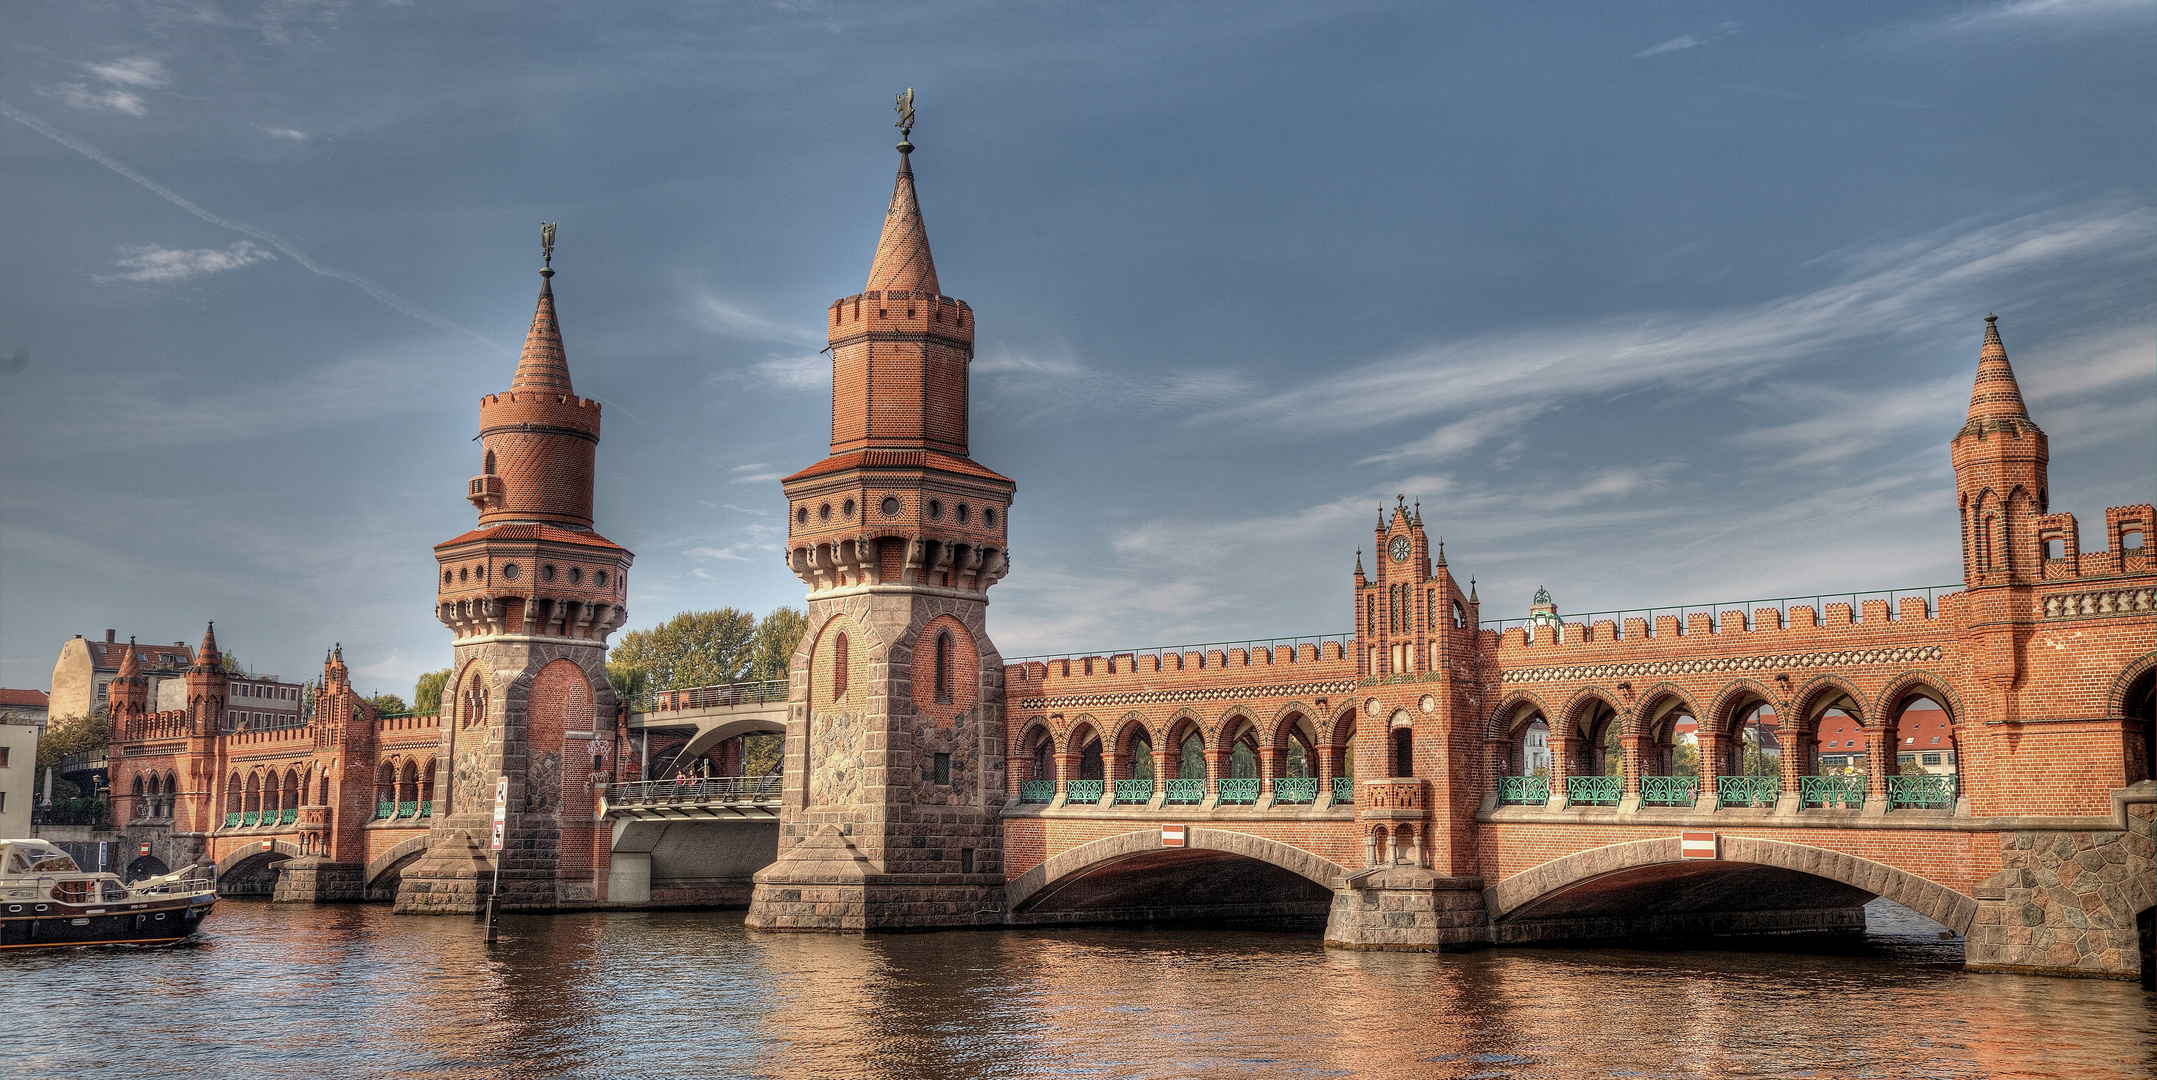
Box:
1355 549 1366 576
1435 537 1446 567
198 621 218 661
116 637 141 678
865 147 940 296
1468 576 1478 604
510 266 574 395
1965 313 2031 428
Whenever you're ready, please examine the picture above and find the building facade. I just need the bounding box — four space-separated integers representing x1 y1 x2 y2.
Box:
48 632 193 722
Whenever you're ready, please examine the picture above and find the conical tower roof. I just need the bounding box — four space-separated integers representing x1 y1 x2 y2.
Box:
510 271 574 395
866 150 940 296
116 637 142 678
1965 315 2032 428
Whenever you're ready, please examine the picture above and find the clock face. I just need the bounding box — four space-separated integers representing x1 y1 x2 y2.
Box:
1389 536 1412 562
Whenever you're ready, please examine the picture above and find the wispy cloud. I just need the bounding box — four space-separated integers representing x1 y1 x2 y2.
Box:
1225 200 2157 462
94 241 274 283
974 349 1253 418
1633 21 1740 59
692 293 820 345
84 58 167 88
258 126 308 141
739 355 828 392
1927 0 2155 35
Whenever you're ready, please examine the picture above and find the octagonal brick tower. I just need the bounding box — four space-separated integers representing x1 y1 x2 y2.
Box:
396 256 633 914
746 131 1017 931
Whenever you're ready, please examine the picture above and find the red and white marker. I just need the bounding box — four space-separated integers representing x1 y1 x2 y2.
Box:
1161 824 1186 848
1680 831 1717 860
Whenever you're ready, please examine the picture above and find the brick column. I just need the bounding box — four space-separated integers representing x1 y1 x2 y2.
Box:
1621 727 1645 800
1261 743 1281 797
1696 732 1724 804
1548 733 1575 804
1866 725 1893 799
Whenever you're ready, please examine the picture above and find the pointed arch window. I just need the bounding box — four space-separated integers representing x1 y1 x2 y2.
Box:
484 449 496 475
832 632 850 699
934 631 952 704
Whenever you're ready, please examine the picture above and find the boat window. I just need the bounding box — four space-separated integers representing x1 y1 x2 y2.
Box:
4 850 30 874
51 880 91 903
31 854 80 874
103 880 130 902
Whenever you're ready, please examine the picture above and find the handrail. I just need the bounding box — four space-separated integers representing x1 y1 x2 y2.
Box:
647 680 791 712
606 774 783 805
1009 632 1353 667
1480 583 1962 634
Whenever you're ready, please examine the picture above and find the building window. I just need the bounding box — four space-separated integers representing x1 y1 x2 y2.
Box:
934 632 952 704
0 747 8 767
502 563 520 580
934 753 951 786
1921 753 1942 766
882 496 901 516
927 499 943 520
956 503 970 524
832 633 849 698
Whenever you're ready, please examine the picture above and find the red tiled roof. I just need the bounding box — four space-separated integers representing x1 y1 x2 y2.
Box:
0 688 49 708
434 523 630 553
87 642 191 672
784 449 1013 485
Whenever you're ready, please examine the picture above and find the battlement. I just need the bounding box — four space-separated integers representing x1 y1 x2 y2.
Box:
828 290 973 343
1007 637 1357 701
477 391 603 432
2035 504 2153 580
373 712 441 735
1481 590 1964 656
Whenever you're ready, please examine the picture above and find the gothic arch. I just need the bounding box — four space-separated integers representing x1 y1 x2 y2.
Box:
1786 675 1869 732
1266 700 1314 734
1559 687 1623 739
1109 713 1157 762
1485 836 1979 934
1631 684 1700 737
1485 690 1554 740
2107 651 2157 717
1705 679 1783 735
1004 827 1354 912
1875 671 1963 725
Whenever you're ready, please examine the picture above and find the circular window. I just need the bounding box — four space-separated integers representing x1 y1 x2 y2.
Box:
596 570 608 587
569 567 583 585
881 496 901 516
442 570 453 585
819 503 832 522
843 499 856 517
503 563 520 580
955 503 970 524
796 506 809 525
459 567 469 583
1419 694 1436 714
541 564 557 582
985 507 997 528
927 499 943 520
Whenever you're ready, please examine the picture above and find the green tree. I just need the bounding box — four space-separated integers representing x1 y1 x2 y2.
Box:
742 733 784 777
749 606 811 681
367 693 409 716
1671 740 1700 778
412 669 452 715
609 608 759 690
606 663 652 712
34 712 108 801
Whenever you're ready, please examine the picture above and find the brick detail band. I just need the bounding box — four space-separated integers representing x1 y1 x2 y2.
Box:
1499 645 1945 685
1016 679 1359 712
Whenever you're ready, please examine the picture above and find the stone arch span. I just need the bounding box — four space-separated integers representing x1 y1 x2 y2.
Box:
364 834 433 893
213 840 302 897
1006 827 1352 914
1486 836 1978 936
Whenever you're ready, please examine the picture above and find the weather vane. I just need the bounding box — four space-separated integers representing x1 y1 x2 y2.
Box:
540 221 556 270
894 87 916 149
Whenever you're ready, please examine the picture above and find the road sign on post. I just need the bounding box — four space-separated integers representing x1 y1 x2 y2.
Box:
485 776 509 943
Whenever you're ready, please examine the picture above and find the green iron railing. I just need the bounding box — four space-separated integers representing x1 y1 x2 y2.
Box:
375 800 395 819
224 812 242 828
241 810 260 826
1639 775 1698 807
1066 780 1105 804
1113 778 1154 804
419 802 433 817
1888 773 1957 809
1331 777 1355 804
1566 775 1621 806
279 808 298 825
1164 778 1206 805
1717 775 1780 808
1500 776 1550 806
1273 777 1319 805
397 801 418 818
1018 780 1054 804
1218 778 1260 805
1801 775 1866 809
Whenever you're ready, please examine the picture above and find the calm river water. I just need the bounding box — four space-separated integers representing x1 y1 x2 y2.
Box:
9 899 2153 1080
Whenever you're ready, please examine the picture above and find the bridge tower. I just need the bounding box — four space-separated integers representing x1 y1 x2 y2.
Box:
395 246 633 914
746 124 1016 931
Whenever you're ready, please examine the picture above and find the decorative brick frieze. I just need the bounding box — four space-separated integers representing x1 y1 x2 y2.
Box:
1500 646 1945 686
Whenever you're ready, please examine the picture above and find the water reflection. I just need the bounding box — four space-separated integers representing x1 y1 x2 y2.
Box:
10 900 2152 1079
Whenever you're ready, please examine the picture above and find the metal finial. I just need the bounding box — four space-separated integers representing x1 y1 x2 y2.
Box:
894 88 916 151
541 222 556 271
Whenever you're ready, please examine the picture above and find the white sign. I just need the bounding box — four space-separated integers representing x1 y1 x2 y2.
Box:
1680 832 1718 860
490 820 505 852
1160 825 1187 848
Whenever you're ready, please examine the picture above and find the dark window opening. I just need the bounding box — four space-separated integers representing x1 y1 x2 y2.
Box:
934 632 952 704
1391 727 1413 778
832 632 850 698
934 752 951 786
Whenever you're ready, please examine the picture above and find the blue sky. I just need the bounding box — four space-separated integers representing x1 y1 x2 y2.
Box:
2 1 2151 698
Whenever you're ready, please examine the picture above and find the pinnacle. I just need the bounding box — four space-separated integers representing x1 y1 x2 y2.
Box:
1965 313 2031 427
117 637 141 678
865 150 940 296
510 272 575 395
